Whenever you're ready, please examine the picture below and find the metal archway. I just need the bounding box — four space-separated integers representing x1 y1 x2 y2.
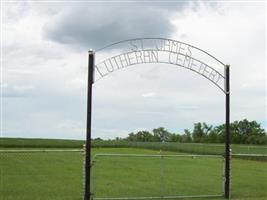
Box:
84 38 230 200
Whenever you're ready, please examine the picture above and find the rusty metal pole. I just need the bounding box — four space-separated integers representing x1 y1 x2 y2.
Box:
84 50 94 200
224 65 230 198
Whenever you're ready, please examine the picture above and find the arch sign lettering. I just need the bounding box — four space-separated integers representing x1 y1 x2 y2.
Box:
84 38 231 200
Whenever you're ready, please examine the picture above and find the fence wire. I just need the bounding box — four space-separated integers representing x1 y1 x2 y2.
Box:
1 149 266 200
91 154 224 200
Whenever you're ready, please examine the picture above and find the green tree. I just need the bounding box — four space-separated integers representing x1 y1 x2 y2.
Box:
184 129 192 143
210 119 266 144
192 122 212 143
126 132 137 141
169 133 181 142
136 131 153 142
152 127 171 142
234 119 266 144
207 129 219 143
125 119 266 144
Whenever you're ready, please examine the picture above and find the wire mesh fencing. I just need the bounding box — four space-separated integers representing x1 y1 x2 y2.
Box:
91 154 224 200
1 148 265 200
0 150 84 200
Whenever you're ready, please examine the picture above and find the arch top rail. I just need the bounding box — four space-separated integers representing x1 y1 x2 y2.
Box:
93 48 227 93
95 37 226 67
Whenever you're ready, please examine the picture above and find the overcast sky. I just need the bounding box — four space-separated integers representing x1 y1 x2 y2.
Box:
1 1 266 140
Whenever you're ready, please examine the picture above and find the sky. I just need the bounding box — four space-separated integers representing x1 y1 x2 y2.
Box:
1 1 266 140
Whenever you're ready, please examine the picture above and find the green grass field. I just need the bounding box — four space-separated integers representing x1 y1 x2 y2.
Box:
0 138 85 149
0 147 266 200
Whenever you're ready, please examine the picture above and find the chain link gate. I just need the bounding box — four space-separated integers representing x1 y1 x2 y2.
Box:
85 38 231 199
91 154 225 200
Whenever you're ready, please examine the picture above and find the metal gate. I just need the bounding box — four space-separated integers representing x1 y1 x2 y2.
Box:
91 154 224 200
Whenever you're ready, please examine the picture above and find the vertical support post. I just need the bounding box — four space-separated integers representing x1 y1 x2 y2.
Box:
224 65 230 199
84 50 94 200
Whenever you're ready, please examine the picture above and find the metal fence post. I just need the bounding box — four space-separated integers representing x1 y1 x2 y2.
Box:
84 50 94 200
224 65 230 198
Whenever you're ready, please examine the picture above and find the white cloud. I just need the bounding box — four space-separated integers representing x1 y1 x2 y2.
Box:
0 83 8 88
13 85 35 92
142 92 156 98
2 1 266 139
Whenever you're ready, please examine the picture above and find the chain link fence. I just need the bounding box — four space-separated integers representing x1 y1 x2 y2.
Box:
1 149 266 200
91 154 224 200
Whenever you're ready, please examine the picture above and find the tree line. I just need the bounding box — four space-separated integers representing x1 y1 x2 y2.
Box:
108 119 266 145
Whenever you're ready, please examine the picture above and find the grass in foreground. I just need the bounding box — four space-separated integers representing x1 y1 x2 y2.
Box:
0 148 266 200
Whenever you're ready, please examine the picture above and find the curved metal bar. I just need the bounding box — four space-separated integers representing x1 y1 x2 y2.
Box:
95 61 225 93
94 49 226 93
96 49 225 78
95 37 226 67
